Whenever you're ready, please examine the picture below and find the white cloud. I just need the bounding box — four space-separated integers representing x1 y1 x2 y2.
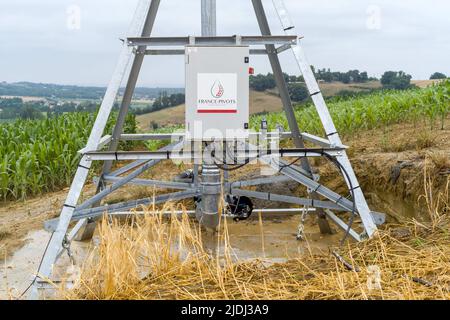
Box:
0 0 448 86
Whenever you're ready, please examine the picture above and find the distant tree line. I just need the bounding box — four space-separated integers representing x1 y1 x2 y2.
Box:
0 91 185 120
250 68 378 103
1 70 445 120
0 98 107 120
0 82 184 100
250 68 376 92
133 92 185 115
249 73 307 102
249 68 450 101
314 68 376 83
380 71 413 90
249 73 277 92
0 98 47 120
430 72 447 80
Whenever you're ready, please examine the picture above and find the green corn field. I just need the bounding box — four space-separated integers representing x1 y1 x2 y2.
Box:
251 80 449 135
0 112 136 201
1 82 448 201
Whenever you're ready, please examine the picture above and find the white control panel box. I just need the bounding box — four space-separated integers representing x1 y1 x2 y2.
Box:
185 46 250 141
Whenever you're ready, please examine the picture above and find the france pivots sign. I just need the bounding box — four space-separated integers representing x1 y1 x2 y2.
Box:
185 46 250 141
197 73 238 113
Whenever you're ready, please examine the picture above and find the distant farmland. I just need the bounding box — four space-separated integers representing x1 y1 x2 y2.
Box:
136 80 442 130
136 90 283 130
136 81 381 129
0 82 183 100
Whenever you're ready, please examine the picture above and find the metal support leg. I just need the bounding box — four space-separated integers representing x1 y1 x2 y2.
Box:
102 0 161 175
75 0 162 241
28 0 155 299
271 0 377 237
74 143 178 242
251 0 332 234
196 0 221 230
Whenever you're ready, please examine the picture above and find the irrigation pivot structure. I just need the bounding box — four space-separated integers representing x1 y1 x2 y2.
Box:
30 0 385 299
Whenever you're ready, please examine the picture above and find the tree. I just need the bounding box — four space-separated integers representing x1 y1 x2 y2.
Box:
152 99 162 111
381 71 412 90
249 73 276 92
19 106 44 120
150 121 159 130
148 92 185 113
288 83 309 102
358 71 368 82
161 92 171 108
430 72 447 80
289 75 298 83
341 73 351 84
171 93 185 106
317 68 333 82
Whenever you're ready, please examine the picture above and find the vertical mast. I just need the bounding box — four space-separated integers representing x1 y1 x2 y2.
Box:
201 0 217 36
199 0 220 230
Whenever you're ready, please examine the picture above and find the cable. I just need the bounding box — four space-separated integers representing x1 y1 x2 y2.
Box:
210 147 251 172
215 161 249 172
279 151 357 246
210 143 357 245
278 156 306 171
17 231 55 299
321 152 357 246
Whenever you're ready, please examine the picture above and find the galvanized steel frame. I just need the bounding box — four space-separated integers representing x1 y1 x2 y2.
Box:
31 0 380 299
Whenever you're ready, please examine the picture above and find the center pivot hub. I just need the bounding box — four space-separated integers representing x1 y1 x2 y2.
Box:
226 195 254 221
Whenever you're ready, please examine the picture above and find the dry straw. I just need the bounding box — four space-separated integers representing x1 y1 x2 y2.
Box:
60 163 449 300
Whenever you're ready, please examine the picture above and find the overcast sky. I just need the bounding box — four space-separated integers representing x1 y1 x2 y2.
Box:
0 0 449 87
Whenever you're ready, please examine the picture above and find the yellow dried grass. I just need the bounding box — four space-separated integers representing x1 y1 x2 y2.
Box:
60 164 449 300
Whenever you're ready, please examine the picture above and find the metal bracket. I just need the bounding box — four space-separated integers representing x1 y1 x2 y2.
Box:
127 35 300 47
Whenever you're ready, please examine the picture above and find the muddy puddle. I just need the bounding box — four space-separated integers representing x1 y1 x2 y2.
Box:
0 230 92 299
1 213 343 299
206 215 342 262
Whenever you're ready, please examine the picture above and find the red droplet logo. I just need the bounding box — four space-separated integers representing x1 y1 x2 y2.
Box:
211 80 224 98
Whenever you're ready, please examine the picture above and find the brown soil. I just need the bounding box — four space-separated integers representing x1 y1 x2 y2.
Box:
0 186 96 261
332 120 449 217
0 191 65 260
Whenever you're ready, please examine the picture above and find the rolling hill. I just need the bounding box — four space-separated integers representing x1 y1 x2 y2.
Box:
137 90 283 130
136 80 442 130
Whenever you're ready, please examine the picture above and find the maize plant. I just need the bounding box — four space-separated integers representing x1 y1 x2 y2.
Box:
0 112 137 200
251 80 449 136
